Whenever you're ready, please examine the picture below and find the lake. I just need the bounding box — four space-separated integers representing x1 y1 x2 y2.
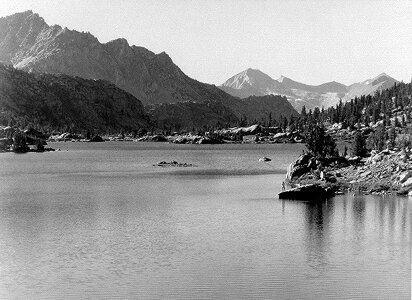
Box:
0 142 410 299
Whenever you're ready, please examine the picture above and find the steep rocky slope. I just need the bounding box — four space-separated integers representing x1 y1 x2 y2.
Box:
0 64 149 132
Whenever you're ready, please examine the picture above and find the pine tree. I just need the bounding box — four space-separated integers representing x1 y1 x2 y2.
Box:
12 132 29 153
394 116 401 127
301 106 307 118
282 116 288 132
388 127 396 149
367 125 387 151
305 125 337 158
352 131 367 157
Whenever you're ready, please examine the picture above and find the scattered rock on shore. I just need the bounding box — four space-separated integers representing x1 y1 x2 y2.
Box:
138 135 168 142
286 147 412 196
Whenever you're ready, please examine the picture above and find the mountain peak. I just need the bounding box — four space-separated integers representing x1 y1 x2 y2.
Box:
109 37 129 46
6 10 34 18
156 51 173 63
277 75 289 83
221 68 276 88
343 73 398 103
244 68 266 76
220 69 295 100
245 67 257 72
360 73 397 85
18 10 34 16
231 68 263 78
3 10 47 26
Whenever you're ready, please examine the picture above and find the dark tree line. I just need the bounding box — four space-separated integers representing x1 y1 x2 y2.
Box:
293 81 411 158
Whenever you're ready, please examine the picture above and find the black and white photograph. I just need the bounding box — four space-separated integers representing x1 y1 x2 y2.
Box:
0 0 411 299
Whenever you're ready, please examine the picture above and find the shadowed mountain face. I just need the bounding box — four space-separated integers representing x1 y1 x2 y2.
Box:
0 64 149 132
221 69 398 110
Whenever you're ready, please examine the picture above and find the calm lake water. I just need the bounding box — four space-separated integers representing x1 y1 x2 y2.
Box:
0 142 410 299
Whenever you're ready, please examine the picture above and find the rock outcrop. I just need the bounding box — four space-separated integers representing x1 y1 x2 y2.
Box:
286 154 312 180
285 148 412 196
278 183 335 200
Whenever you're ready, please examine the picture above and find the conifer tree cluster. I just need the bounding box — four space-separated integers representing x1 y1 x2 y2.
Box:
299 81 411 156
304 125 338 158
298 81 412 129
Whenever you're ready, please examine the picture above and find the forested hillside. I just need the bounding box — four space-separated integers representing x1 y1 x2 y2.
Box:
0 64 150 133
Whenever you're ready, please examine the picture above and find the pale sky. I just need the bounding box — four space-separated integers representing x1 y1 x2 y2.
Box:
1 0 411 85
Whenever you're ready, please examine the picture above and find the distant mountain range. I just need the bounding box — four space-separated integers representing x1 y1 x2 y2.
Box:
0 11 298 130
0 11 400 131
220 68 398 111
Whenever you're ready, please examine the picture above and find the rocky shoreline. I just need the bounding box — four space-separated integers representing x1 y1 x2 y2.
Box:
44 124 303 145
282 147 412 199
